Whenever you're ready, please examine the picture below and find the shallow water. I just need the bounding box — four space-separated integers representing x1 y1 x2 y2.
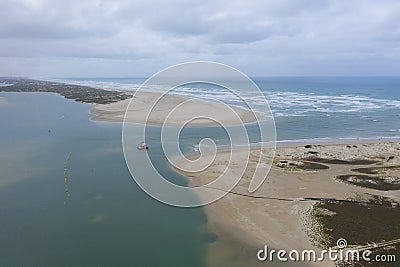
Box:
0 92 210 266
2 75 400 266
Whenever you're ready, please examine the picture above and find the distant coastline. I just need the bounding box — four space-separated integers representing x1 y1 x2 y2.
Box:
0 78 259 126
0 78 132 104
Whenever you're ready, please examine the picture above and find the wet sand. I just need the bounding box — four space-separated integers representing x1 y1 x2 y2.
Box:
90 91 258 126
174 141 400 266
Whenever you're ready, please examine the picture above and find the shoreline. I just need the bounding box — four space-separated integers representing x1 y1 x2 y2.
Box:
173 141 400 267
275 137 400 146
1 79 399 265
0 78 132 104
0 78 259 126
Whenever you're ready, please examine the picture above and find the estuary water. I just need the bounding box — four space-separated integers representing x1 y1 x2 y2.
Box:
1 76 399 266
0 92 209 266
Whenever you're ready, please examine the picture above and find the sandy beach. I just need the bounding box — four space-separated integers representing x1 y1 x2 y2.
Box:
174 141 400 266
90 91 259 126
3 0 400 265
3 79 398 266
87 88 400 265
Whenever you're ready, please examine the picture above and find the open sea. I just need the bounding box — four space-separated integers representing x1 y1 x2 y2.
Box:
0 77 399 266
51 76 400 141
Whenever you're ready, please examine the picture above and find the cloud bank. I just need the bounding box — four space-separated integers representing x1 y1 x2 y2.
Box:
1 0 399 77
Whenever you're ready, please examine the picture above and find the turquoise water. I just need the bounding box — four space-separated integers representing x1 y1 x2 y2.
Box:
0 93 209 266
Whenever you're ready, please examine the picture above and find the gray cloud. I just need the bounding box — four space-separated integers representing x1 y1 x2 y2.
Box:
0 0 399 76
0 0 119 39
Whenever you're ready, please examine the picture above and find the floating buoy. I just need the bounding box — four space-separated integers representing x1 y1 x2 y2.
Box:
137 142 149 150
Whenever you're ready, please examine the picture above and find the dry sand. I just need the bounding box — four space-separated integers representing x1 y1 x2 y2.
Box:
90 89 399 266
174 141 400 267
90 91 258 126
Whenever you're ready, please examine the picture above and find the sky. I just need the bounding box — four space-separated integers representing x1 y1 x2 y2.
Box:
1 0 400 77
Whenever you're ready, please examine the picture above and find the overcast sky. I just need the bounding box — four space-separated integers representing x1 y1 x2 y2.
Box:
1 0 400 77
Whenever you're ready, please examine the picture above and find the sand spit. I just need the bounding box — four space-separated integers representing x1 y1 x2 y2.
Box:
174 141 400 267
90 91 258 126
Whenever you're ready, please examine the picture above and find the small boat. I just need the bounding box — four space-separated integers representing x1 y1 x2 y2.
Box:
137 142 149 150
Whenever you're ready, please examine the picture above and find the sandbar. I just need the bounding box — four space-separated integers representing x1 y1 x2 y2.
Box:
174 141 400 266
90 91 259 126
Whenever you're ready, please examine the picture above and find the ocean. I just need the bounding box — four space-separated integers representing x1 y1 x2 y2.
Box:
51 76 400 141
0 77 399 266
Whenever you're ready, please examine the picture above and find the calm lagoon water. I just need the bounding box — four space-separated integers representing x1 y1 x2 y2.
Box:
2 76 400 266
0 92 209 266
